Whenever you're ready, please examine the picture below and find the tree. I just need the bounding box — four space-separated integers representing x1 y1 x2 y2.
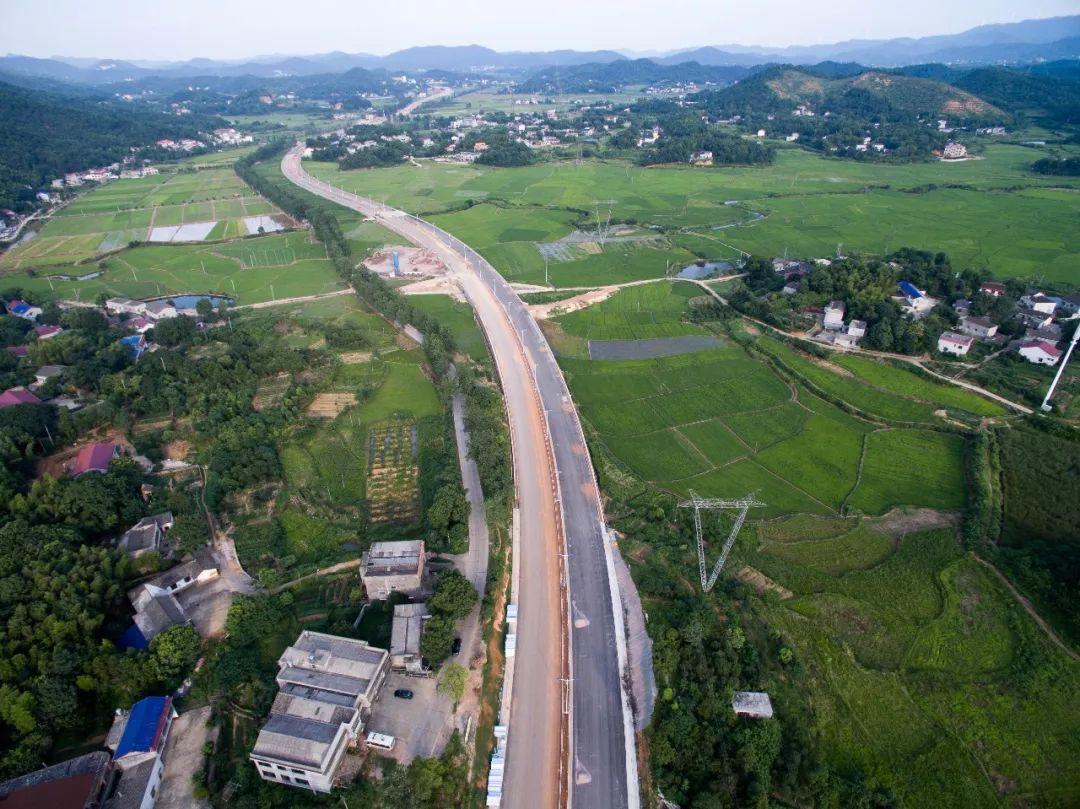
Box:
148 625 202 687
170 513 210 556
419 615 454 666
437 662 468 705
428 570 478 621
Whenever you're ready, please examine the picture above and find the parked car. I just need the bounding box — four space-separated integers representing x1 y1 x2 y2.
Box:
393 688 414 700
451 637 462 656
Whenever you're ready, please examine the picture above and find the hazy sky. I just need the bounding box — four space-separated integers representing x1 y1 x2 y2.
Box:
1 0 1076 60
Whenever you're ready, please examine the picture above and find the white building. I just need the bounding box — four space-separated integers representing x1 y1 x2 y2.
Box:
942 142 967 159
251 632 390 793
937 332 974 356
823 301 845 330
847 320 867 339
1017 340 1061 366
959 316 998 339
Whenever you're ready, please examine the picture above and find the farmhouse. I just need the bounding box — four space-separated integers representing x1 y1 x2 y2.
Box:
953 299 972 317
34 323 64 340
105 695 176 809
898 281 936 318
732 691 774 719
30 365 64 391
1017 340 1061 366
1017 308 1054 330
390 602 429 674
70 442 120 476
823 301 845 330
958 316 998 339
0 751 112 809
1021 292 1058 314
7 299 42 320
118 512 174 559
128 548 219 640
250 632 390 793
0 387 41 409
937 332 974 356
106 297 144 315
847 320 867 339
690 150 714 166
979 281 1006 297
361 540 426 598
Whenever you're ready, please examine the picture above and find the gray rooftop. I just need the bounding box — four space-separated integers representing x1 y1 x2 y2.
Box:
278 665 371 699
251 714 342 768
106 755 156 809
133 592 186 640
732 691 774 718
362 540 424 576
391 602 427 658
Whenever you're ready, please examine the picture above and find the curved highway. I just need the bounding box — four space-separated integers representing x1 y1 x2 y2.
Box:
281 146 639 809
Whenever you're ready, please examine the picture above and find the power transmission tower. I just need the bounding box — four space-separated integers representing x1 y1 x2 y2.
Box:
678 491 764 592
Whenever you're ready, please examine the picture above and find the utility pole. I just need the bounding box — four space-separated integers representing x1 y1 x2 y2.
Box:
1040 322 1079 412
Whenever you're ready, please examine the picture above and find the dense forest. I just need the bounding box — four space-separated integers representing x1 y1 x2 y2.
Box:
0 81 224 210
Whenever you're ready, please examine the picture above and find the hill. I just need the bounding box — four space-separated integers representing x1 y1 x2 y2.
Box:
699 66 1004 119
0 81 224 210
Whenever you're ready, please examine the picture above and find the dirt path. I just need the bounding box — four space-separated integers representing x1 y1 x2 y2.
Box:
975 555 1079 662
232 288 352 309
688 279 1032 415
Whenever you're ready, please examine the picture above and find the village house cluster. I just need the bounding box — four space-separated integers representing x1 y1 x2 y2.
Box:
768 257 1077 366
1 294 226 415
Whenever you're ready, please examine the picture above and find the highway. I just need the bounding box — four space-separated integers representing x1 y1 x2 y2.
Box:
281 146 638 809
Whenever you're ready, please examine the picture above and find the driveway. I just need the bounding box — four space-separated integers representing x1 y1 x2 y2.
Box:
366 671 454 762
157 706 214 809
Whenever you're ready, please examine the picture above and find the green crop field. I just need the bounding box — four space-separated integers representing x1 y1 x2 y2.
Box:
757 335 1005 423
406 294 491 362
847 429 967 514
303 143 1080 285
557 283 970 518
0 167 286 272
5 231 345 305
556 281 710 340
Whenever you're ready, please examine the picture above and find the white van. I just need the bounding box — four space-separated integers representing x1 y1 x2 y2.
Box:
366 731 396 750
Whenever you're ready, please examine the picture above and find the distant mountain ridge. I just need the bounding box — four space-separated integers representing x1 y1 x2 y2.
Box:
0 14 1076 82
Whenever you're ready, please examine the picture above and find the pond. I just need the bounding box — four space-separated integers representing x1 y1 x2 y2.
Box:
677 261 736 280
167 294 235 309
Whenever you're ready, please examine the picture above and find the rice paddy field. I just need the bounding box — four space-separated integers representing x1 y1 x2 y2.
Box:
302 143 1080 284
0 167 285 271
6 230 346 305
554 282 974 518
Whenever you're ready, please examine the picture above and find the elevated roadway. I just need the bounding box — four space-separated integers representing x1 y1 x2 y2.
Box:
281 147 638 809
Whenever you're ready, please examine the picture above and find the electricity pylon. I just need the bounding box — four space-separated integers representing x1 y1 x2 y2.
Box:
678 491 764 592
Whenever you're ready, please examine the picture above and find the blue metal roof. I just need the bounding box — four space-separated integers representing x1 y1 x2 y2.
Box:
899 281 923 299
119 623 149 650
114 696 170 759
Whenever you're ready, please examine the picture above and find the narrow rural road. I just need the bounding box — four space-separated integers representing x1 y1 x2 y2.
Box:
281 147 639 809
975 555 1079 662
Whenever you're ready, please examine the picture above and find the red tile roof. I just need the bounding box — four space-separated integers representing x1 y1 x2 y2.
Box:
70 443 117 476
0 388 42 408
1020 340 1062 358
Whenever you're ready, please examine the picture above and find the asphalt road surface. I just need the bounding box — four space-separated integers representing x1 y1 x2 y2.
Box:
281 147 637 809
